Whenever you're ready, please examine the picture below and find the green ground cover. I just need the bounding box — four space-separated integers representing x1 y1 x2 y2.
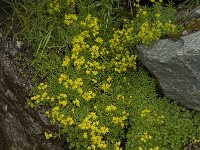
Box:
3 0 200 149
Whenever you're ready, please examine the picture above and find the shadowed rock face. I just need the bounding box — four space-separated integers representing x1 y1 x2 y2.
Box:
0 38 66 150
136 31 200 110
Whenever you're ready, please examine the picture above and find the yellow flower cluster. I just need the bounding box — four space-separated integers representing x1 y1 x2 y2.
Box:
150 0 162 3
137 21 159 45
58 74 83 93
30 92 49 104
107 76 112 82
114 141 122 150
73 98 80 107
105 104 117 112
89 45 100 58
140 132 152 143
62 56 70 67
137 19 176 45
156 115 165 124
44 131 53 140
50 105 75 126
74 56 86 70
61 116 75 126
32 14 138 149
57 93 67 106
117 94 125 100
69 31 92 69
139 146 159 150
66 0 75 6
109 26 133 51
81 14 99 36
85 61 106 75
37 83 48 90
134 0 140 8
95 37 103 44
100 83 111 92
141 109 151 117
64 14 78 25
30 90 56 106
82 90 96 101
140 108 166 125
78 112 108 149
49 0 60 14
112 111 129 127
149 146 160 150
112 51 137 73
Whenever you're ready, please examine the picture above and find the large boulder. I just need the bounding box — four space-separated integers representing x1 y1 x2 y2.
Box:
135 31 200 110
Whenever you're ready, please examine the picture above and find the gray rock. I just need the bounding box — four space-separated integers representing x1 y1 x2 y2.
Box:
0 38 66 150
135 31 200 110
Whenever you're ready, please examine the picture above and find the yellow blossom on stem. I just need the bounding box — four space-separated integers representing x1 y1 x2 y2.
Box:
140 132 152 142
44 131 53 139
105 105 117 112
82 91 96 101
83 132 88 138
62 56 70 67
100 83 111 92
64 14 77 25
141 109 151 117
73 98 80 107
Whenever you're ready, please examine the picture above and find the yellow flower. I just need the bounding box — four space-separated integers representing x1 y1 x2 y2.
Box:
141 132 152 143
77 88 83 94
150 147 159 150
86 70 91 74
141 109 150 117
54 3 60 12
38 83 48 90
66 0 75 6
64 14 77 25
117 94 124 100
44 131 53 139
107 76 112 82
82 91 96 101
154 147 159 150
95 37 103 43
105 105 117 112
92 71 98 75
59 100 67 106
138 146 143 150
31 95 40 100
155 13 160 18
142 11 147 15
73 99 80 107
150 0 155 2
83 132 88 138
100 83 111 92
66 117 75 125
100 127 109 134
52 106 59 111
91 79 97 83
62 56 70 67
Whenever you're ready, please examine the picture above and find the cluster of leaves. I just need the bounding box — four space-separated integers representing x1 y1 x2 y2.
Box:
12 0 200 150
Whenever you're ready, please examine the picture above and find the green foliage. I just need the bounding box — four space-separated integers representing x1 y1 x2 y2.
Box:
11 0 200 149
126 95 199 150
